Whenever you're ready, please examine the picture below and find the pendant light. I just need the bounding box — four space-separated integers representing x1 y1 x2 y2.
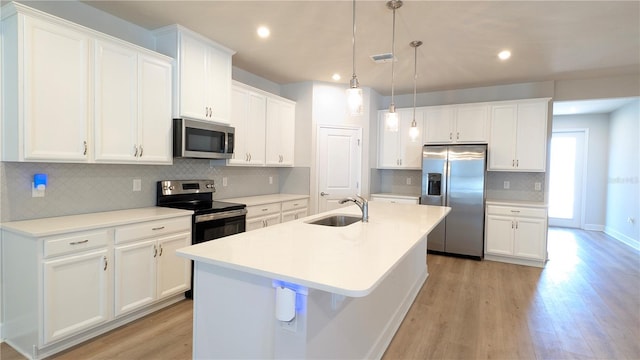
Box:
384 0 403 132
346 0 363 116
409 40 422 141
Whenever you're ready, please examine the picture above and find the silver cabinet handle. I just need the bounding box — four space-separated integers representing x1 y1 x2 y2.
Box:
320 192 330 196
249 153 252 161
134 145 139 157
457 132 460 140
83 141 88 155
515 221 519 229
512 159 515 167
139 145 143 157
103 256 108 271
69 239 89 245
510 210 520 213
512 221 514 229
159 244 163 256
152 226 165 231
153 245 158 258
516 159 519 167
449 132 452 140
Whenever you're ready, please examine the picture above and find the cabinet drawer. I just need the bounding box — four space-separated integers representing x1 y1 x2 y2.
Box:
281 198 308 211
44 230 110 258
487 205 546 218
115 216 191 244
371 196 419 204
246 202 281 218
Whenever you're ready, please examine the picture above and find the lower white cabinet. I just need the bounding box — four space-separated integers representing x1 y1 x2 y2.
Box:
281 199 309 222
229 195 310 231
370 194 419 204
43 247 111 344
246 202 282 231
484 204 548 267
1 209 192 359
114 220 191 317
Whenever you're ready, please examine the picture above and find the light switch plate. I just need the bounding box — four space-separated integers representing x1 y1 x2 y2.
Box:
503 181 510 189
222 177 228 187
534 182 541 191
133 179 142 192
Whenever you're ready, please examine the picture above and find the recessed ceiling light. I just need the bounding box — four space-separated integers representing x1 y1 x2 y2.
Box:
498 50 511 60
332 73 341 81
257 26 270 38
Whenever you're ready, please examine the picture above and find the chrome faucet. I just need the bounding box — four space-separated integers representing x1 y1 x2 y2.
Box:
338 194 369 222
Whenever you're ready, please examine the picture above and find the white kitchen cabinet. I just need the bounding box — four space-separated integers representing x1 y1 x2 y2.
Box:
424 104 488 144
154 25 235 124
114 219 191 317
485 204 548 267
378 108 423 169
228 85 266 165
245 202 282 231
281 199 309 222
488 99 549 171
94 40 172 164
43 236 111 344
266 97 296 166
1 208 191 359
370 194 419 204
2 8 91 162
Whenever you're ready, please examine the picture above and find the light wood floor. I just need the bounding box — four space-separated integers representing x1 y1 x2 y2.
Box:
2 228 638 359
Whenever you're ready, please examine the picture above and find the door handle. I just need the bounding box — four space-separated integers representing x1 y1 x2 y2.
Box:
320 192 330 196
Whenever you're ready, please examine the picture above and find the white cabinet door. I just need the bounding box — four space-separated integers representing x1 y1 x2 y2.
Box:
514 217 546 260
94 40 138 162
266 98 295 166
282 208 308 223
179 33 209 121
156 233 191 299
138 54 172 164
398 109 423 168
246 217 266 232
206 45 232 124
485 215 514 256
488 104 518 170
424 106 455 144
43 249 110 344
23 16 90 161
515 101 547 171
114 240 156 317
378 111 402 168
228 87 266 166
455 104 488 143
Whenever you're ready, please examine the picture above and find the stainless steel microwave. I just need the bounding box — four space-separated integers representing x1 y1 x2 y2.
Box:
173 118 235 159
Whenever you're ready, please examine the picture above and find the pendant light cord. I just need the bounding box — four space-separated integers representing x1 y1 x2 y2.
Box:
412 43 417 122
352 0 357 80
390 6 397 106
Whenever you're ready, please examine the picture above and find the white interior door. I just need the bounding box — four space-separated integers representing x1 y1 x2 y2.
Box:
317 127 362 213
549 130 586 228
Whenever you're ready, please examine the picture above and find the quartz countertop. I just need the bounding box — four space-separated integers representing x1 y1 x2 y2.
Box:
223 193 309 206
371 193 420 200
0 207 193 237
177 202 450 297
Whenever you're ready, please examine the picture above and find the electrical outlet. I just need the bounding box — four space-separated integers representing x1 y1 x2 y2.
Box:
269 176 273 185
133 179 142 192
222 177 228 187
406 177 412 185
534 182 541 191
280 316 297 333
503 181 510 189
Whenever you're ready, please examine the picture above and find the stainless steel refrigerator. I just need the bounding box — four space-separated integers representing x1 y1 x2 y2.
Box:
420 144 487 259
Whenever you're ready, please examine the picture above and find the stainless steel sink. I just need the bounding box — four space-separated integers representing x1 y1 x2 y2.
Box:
305 214 362 227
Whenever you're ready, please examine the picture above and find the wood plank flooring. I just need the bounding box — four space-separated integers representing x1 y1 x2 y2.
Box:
2 227 638 359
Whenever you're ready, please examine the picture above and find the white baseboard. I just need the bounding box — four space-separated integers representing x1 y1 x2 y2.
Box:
583 224 605 231
604 226 640 251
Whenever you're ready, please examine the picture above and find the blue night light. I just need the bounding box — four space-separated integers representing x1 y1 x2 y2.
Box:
33 173 48 189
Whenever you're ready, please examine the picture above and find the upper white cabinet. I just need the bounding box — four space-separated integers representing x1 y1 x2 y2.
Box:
228 81 296 167
424 103 488 144
229 85 266 166
1 3 173 164
94 40 172 164
378 108 423 169
266 97 296 166
489 99 549 171
154 25 235 124
2 9 91 162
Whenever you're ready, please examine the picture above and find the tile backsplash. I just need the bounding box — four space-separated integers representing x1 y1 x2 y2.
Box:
486 171 546 202
0 159 310 222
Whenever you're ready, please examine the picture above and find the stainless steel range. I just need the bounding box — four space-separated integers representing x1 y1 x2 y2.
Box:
156 179 247 297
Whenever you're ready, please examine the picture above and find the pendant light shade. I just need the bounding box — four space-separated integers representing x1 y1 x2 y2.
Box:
384 0 403 132
409 40 422 141
346 0 363 116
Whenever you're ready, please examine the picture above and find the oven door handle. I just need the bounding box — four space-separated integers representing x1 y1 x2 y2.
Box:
195 209 248 223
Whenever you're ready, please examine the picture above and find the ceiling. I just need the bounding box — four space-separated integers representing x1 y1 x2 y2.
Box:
79 1 640 97
553 97 638 116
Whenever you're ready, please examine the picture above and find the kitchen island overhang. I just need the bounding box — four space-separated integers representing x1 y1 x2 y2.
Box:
177 202 450 359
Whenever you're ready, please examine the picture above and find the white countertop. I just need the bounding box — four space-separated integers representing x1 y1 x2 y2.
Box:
371 193 420 200
223 193 309 206
177 202 450 297
0 207 193 237
486 199 548 208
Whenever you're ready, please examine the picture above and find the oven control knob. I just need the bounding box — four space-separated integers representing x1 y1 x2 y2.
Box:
206 183 214 188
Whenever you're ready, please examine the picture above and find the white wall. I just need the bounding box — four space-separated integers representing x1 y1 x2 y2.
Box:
552 114 609 229
605 100 640 249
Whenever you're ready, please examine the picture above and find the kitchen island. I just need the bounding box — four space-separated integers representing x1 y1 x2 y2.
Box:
177 202 450 359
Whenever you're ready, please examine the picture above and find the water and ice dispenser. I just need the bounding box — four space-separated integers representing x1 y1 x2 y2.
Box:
427 173 442 196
